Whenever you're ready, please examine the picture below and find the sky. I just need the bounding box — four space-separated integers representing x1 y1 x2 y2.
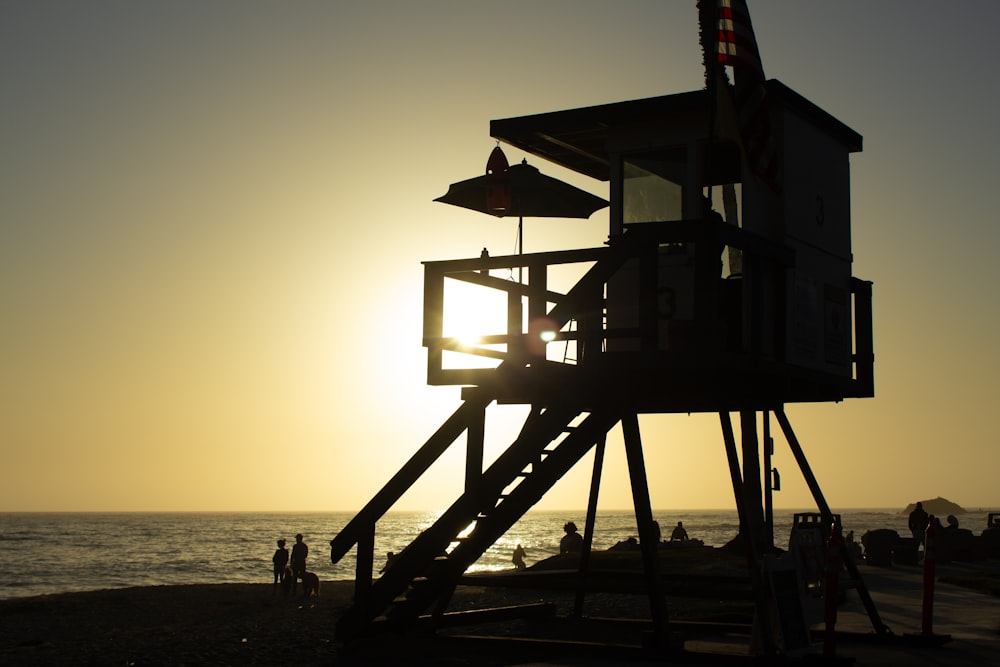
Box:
2 1 998 514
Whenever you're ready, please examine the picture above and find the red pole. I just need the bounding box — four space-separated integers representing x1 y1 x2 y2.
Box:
921 518 937 635
823 524 842 657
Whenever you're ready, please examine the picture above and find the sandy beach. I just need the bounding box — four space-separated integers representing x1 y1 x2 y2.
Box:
0 582 354 665
2 559 998 666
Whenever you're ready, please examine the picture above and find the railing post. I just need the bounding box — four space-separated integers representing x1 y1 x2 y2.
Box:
423 263 444 383
852 277 875 397
526 259 547 358
507 288 523 361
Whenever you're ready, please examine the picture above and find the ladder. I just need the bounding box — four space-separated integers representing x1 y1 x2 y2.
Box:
333 399 621 641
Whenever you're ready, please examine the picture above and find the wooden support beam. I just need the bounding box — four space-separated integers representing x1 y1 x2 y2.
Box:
527 259 548 359
574 432 606 617
508 288 523 361
354 520 375 609
740 410 766 554
763 411 774 548
774 407 890 636
621 412 669 632
719 411 776 656
465 405 485 501
852 277 875 397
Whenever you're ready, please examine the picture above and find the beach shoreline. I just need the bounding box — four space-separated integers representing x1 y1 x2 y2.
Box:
2 560 998 666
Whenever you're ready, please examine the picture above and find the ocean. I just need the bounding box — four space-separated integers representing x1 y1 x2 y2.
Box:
0 508 989 601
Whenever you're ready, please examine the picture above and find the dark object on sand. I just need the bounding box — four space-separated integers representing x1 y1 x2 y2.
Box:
937 528 978 563
983 513 1000 558
861 529 899 566
892 537 920 566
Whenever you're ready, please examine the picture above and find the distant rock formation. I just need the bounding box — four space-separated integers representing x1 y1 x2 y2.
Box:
902 497 966 516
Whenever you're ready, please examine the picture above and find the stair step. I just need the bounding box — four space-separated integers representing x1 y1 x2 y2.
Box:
386 600 420 619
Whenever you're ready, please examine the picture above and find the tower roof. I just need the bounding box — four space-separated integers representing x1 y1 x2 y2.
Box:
490 80 862 182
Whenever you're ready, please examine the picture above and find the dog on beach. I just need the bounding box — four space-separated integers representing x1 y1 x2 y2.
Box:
280 566 294 596
301 571 320 598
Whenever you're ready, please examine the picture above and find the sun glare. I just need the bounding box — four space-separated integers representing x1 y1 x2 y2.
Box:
442 279 508 348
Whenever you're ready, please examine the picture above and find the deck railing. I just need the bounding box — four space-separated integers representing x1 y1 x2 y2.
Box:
422 219 873 400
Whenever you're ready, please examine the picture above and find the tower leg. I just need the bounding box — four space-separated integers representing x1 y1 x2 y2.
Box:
740 410 767 555
763 411 775 548
774 408 891 635
720 412 776 656
573 432 606 617
622 412 669 633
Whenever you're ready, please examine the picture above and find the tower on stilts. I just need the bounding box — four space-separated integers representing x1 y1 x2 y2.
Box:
329 80 884 657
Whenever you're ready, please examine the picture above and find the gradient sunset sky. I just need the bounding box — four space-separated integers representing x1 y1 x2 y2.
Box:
3 1 998 512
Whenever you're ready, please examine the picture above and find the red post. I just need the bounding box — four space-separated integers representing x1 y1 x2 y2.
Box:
823 524 842 657
921 518 937 635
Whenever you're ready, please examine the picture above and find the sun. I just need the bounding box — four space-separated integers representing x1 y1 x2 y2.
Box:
439 277 571 371
441 278 508 349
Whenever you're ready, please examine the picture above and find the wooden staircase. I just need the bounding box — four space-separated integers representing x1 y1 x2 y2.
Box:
333 398 621 641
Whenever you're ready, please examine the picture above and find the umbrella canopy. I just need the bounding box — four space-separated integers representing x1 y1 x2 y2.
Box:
434 158 608 220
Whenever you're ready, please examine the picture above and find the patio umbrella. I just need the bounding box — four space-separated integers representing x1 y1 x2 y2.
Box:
434 146 608 260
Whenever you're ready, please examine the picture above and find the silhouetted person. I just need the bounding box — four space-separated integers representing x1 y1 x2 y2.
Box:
272 539 289 592
651 521 661 544
945 514 960 531
290 533 308 593
909 502 929 544
844 530 863 561
379 551 398 574
479 247 489 274
560 521 583 554
670 521 689 542
512 543 526 570
929 515 944 536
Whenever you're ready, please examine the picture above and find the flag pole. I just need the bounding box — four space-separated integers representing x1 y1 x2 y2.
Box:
698 0 720 212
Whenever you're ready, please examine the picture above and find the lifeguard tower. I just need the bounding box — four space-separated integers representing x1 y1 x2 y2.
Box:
329 79 884 656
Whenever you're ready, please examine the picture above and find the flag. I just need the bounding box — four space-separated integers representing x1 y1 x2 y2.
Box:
716 0 780 192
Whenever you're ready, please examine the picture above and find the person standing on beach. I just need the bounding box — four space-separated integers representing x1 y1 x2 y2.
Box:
379 551 399 574
290 533 308 593
560 522 583 554
512 543 526 570
272 539 289 591
909 502 929 544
